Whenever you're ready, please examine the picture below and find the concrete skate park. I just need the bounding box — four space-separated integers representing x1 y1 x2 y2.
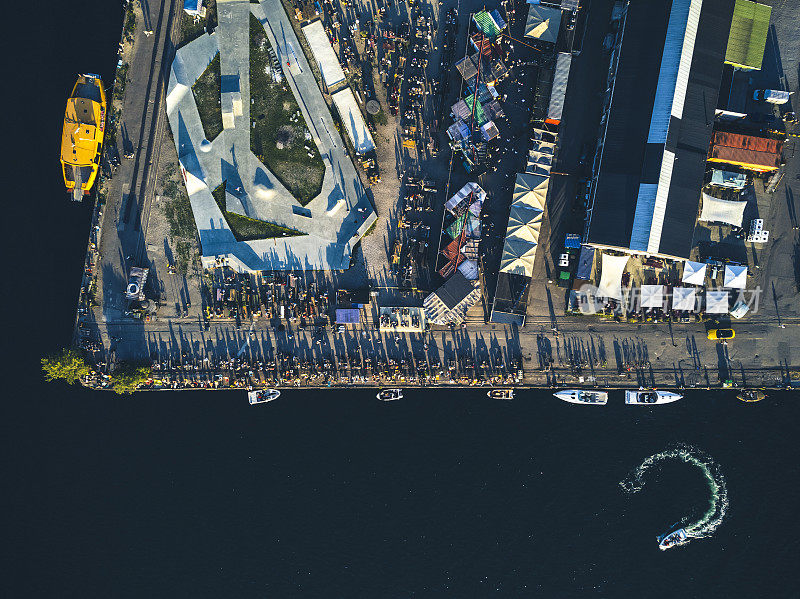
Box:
166 0 376 271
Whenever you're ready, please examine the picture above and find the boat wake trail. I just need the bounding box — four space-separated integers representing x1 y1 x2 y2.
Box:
620 443 728 548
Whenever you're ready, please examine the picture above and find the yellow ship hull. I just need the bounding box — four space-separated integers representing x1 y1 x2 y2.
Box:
60 74 107 200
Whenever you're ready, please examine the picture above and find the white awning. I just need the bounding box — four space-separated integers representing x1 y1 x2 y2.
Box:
596 253 629 300
681 260 707 285
705 290 729 314
723 264 747 289
640 285 664 308
671 287 697 311
699 193 747 227
302 21 346 88
457 259 479 281
730 299 750 319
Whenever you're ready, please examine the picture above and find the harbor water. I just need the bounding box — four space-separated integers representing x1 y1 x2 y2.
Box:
6 1 799 597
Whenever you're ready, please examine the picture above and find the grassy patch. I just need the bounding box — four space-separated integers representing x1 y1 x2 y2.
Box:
124 1 136 41
192 53 223 141
211 182 306 241
179 0 217 47
226 212 306 242
373 108 388 127
176 240 191 275
249 13 324 206
113 62 129 102
363 219 377 236
163 180 196 239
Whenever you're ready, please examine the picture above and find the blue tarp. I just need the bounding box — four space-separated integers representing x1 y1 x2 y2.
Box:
564 233 582 249
183 0 203 14
335 308 361 324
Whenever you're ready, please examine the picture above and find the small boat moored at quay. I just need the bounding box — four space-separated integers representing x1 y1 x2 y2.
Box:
487 388 514 400
625 389 683 405
248 388 281 404
377 388 403 401
737 389 766 402
657 528 690 550
61 73 107 201
554 389 608 405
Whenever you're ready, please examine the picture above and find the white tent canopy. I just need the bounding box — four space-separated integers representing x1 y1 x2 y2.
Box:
671 287 697 311
525 4 561 43
705 290 729 314
513 173 548 211
302 21 346 88
723 264 747 289
331 88 375 153
500 238 538 277
506 204 543 244
640 285 664 308
682 260 707 285
699 194 747 227
445 182 486 214
597 253 629 300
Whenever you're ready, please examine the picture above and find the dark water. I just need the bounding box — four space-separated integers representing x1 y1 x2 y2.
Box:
7 2 800 597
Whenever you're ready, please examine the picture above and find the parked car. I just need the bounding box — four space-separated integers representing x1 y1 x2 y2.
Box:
708 328 735 341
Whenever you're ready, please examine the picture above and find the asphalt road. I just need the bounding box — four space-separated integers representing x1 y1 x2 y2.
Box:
95 0 180 322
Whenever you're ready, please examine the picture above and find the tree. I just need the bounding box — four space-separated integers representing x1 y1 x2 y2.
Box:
111 363 152 395
41 349 90 385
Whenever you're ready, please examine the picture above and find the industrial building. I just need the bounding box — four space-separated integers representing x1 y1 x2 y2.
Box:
585 0 735 261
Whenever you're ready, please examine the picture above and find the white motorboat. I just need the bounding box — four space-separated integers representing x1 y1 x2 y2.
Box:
625 389 683 405
487 388 514 400
658 528 690 550
377 388 403 401
553 389 608 405
248 388 281 404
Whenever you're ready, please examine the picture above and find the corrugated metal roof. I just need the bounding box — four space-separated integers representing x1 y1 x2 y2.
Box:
547 52 572 121
725 0 770 70
710 131 782 154
588 0 733 259
708 131 782 168
587 0 671 252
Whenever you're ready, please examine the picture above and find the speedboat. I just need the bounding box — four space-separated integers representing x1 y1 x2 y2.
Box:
248 388 281 404
658 528 690 550
554 389 608 405
737 389 766 402
487 388 514 400
377 388 403 401
625 390 683 405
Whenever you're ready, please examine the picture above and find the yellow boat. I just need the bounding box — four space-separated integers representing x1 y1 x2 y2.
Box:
60 73 106 201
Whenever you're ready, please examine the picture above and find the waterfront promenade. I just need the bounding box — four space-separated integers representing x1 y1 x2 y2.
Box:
94 311 800 390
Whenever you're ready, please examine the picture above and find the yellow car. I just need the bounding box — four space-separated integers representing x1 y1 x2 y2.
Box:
708 328 735 341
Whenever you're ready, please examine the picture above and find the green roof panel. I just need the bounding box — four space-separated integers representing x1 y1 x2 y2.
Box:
725 0 771 70
473 10 500 38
